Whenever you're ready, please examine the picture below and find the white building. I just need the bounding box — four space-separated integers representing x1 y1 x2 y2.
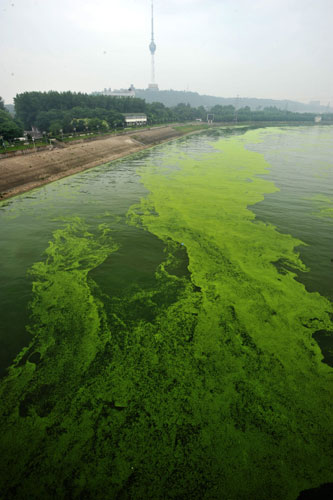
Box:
124 114 147 126
92 85 136 98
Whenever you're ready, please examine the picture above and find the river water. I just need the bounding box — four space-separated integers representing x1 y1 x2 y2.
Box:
0 126 332 499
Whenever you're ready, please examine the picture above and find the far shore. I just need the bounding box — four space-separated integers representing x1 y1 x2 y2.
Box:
0 121 324 201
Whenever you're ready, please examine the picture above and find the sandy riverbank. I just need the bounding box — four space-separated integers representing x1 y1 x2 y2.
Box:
0 126 184 201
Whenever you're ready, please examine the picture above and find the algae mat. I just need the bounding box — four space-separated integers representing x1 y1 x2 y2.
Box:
0 129 332 499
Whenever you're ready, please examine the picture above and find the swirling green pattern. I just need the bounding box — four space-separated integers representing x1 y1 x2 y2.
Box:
0 132 332 499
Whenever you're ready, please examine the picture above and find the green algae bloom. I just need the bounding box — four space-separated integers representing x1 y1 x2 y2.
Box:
0 131 332 499
311 194 333 218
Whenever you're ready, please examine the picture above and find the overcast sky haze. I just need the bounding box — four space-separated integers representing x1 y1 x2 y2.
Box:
1 0 332 105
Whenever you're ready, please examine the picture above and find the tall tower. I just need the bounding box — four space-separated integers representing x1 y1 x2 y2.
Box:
148 0 159 90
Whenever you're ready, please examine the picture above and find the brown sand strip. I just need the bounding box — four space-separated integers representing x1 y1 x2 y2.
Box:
0 126 184 201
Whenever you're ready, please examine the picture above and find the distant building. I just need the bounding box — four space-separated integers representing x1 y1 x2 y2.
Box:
314 116 322 123
30 126 43 139
92 85 135 98
124 113 147 126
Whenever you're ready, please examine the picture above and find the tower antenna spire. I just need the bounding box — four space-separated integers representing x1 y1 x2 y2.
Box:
148 0 158 90
151 0 154 43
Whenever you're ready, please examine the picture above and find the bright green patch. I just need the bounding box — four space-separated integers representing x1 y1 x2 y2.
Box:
0 140 48 154
311 194 333 218
0 131 332 499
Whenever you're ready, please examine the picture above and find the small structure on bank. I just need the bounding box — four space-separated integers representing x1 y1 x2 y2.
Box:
124 113 147 127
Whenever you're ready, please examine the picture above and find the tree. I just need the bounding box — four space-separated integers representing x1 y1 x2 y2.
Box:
210 105 235 122
87 117 108 132
172 103 196 122
14 91 147 128
0 96 5 111
14 91 43 128
237 106 252 121
71 119 86 132
0 109 24 140
106 110 124 128
35 110 64 132
13 90 316 130
49 121 64 136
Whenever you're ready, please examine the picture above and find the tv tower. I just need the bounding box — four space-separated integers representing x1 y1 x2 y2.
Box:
148 0 159 90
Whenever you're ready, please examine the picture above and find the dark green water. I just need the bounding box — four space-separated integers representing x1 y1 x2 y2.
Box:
0 126 332 499
248 127 333 299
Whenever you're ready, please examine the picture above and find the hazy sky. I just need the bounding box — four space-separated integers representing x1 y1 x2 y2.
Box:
1 0 332 104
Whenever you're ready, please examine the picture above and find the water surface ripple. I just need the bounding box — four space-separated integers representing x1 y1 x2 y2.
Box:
0 126 332 499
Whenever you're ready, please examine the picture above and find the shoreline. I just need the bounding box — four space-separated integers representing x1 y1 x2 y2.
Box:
0 121 325 202
0 126 189 201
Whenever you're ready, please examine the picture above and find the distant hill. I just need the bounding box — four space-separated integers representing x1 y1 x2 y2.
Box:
135 89 329 114
5 104 15 116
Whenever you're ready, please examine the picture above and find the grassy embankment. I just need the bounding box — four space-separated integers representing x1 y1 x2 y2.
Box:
0 123 212 155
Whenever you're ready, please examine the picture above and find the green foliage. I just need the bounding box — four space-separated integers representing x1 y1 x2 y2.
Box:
88 117 108 131
36 109 64 132
246 106 315 122
14 91 146 129
135 89 328 114
322 113 333 123
13 91 319 135
49 120 64 136
4 103 15 116
146 101 173 123
172 102 198 121
210 104 236 122
0 139 46 153
22 101 125 134
0 109 24 140
71 118 86 132
105 109 125 128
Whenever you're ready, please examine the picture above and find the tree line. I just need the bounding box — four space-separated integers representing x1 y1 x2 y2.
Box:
0 96 24 141
1 91 331 141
